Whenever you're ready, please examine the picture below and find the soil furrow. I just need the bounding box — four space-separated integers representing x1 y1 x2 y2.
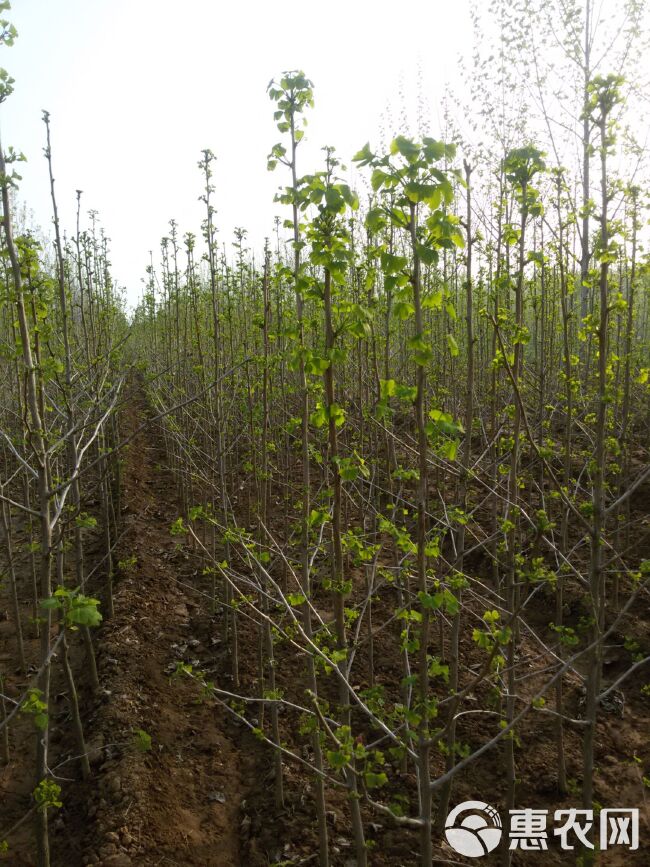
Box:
81 383 244 867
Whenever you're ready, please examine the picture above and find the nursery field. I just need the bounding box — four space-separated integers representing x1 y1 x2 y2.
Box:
1 1 650 865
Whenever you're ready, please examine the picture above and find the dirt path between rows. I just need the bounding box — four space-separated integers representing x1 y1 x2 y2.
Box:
78 382 248 866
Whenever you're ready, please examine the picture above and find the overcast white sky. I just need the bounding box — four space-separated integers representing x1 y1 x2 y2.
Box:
1 0 471 303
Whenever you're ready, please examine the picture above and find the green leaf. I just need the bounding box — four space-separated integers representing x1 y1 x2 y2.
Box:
422 290 443 310
446 334 459 356
395 384 418 402
33 779 62 810
329 403 345 427
132 729 152 752
366 207 385 232
416 243 438 266
445 302 457 321
422 138 447 161
170 517 187 535
442 439 459 461
390 136 420 162
40 597 61 610
306 354 331 375
353 142 375 166
325 187 344 212
418 591 442 610
287 592 306 607
310 405 328 428
364 771 388 789
68 603 102 628
380 251 408 274
393 301 414 321
327 749 348 769
309 508 327 527
371 168 391 192
408 334 433 366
